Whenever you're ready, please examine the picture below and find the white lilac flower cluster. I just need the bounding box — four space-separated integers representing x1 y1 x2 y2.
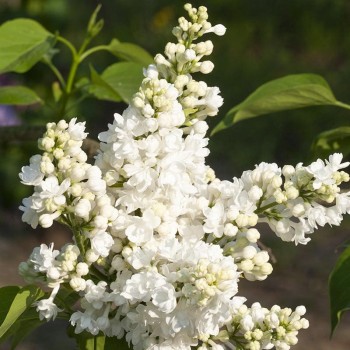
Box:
18 4 350 350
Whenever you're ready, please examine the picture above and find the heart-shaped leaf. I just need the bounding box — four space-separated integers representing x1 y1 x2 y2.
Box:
0 18 55 74
0 86 42 105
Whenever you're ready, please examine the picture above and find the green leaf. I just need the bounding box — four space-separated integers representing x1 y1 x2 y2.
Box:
71 331 131 350
54 285 80 314
0 86 42 105
211 74 350 135
0 286 20 326
103 336 130 350
89 62 144 103
0 307 45 349
89 65 123 102
107 39 153 66
329 245 350 335
0 285 44 338
0 18 55 73
312 126 350 158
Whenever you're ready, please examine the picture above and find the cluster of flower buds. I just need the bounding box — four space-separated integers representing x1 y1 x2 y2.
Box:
199 302 309 350
17 3 350 350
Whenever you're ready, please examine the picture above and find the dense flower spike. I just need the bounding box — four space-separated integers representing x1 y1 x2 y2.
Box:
18 4 350 350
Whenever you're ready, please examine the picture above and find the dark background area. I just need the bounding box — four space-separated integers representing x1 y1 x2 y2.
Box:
1 0 350 349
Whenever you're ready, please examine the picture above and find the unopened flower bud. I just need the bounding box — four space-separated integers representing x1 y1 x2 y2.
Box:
282 165 295 178
76 262 89 276
285 186 299 200
246 228 260 243
242 246 257 259
39 213 54 228
210 24 226 36
70 276 86 291
253 251 269 265
224 223 238 237
193 121 209 134
240 259 254 272
86 249 99 263
200 61 214 74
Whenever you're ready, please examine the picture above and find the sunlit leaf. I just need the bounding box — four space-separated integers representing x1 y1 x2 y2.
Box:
89 62 144 103
0 19 55 73
0 285 44 338
107 39 153 66
0 286 20 326
211 74 350 135
0 86 42 105
329 245 350 335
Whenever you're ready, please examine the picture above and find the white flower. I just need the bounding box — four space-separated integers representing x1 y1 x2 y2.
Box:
19 197 39 228
125 209 161 245
70 310 99 335
30 243 59 273
35 298 60 321
203 202 225 237
68 118 88 140
18 4 345 348
336 191 350 214
19 155 44 186
327 153 349 171
121 271 166 302
84 280 108 309
307 159 333 189
151 283 177 313
74 198 92 220
40 176 70 204
91 231 114 257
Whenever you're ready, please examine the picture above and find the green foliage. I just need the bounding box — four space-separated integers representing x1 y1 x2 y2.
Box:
0 18 55 74
0 86 42 105
212 74 350 135
71 332 130 350
89 62 145 103
54 285 80 314
1 307 45 349
329 245 350 334
107 39 153 67
312 127 350 158
0 285 44 339
0 5 152 117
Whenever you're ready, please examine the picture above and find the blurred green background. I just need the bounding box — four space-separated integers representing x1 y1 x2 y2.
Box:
1 0 350 206
1 1 350 349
